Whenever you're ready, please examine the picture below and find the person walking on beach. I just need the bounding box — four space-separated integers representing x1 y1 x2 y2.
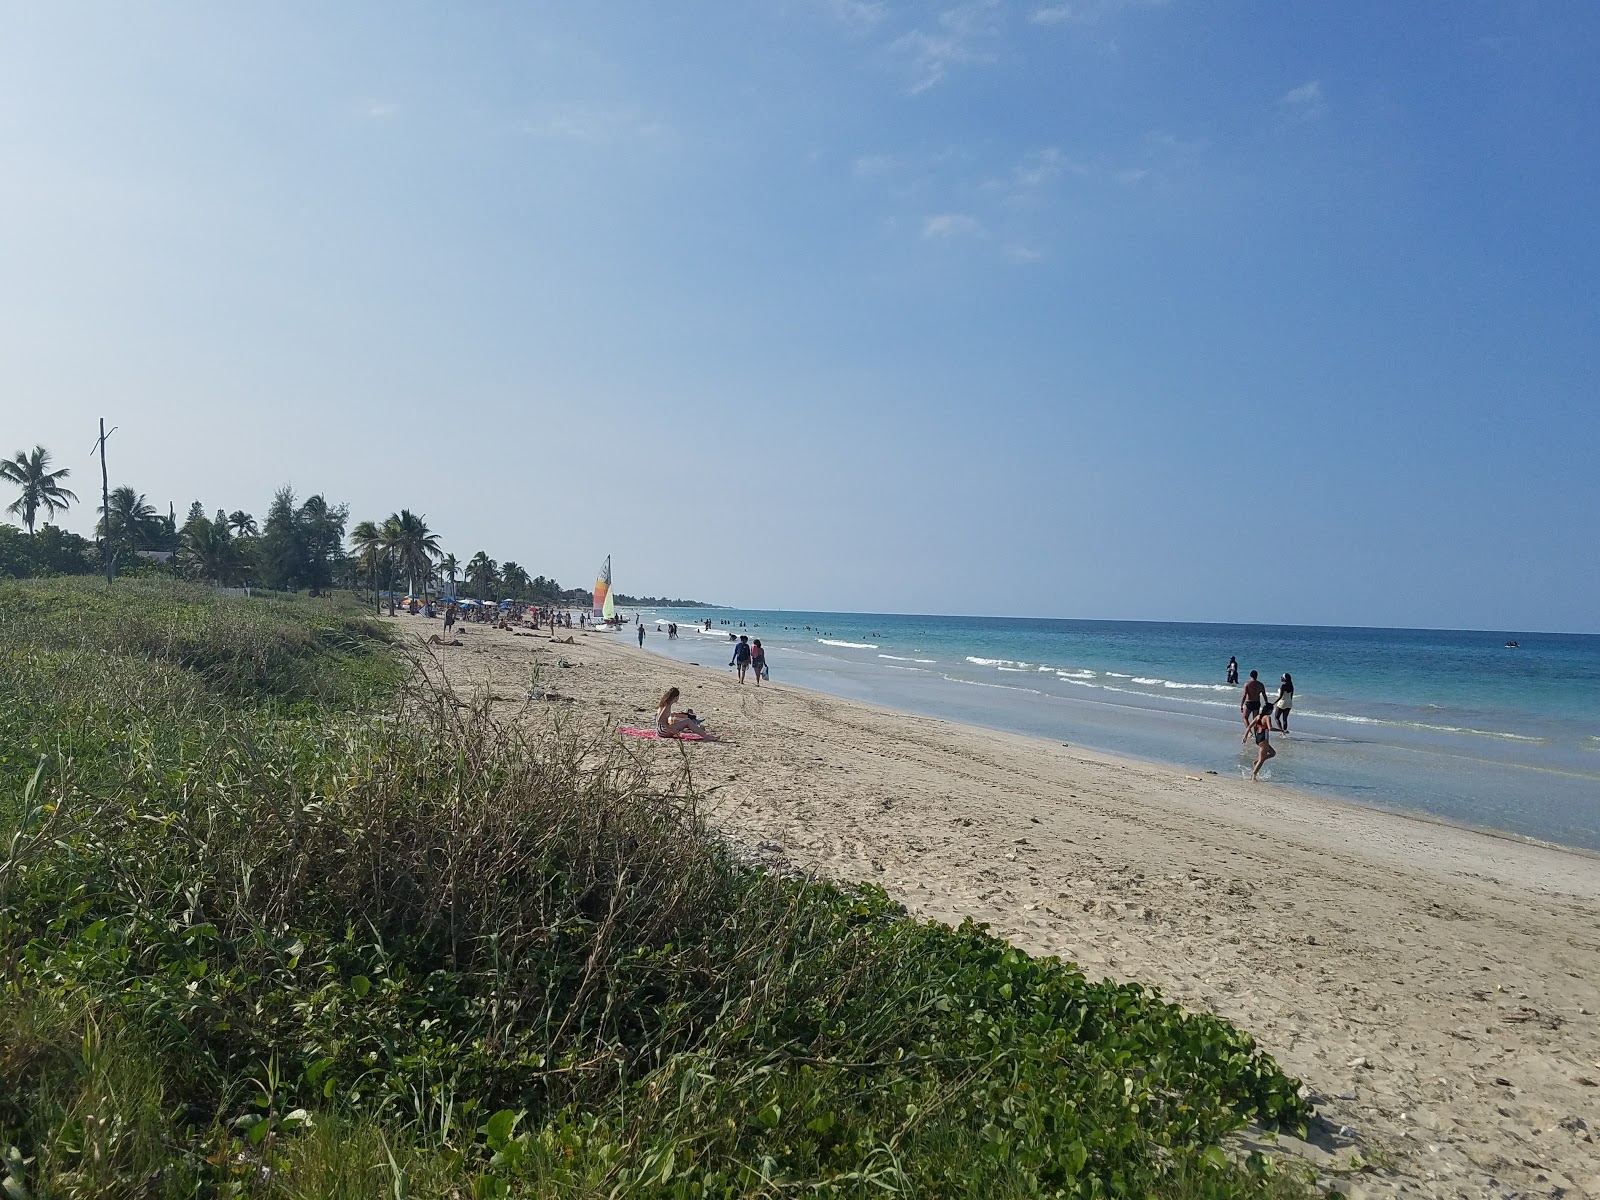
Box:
443 602 457 636
730 634 752 682
637 623 645 648
1226 656 1239 686
1274 673 1294 732
750 638 767 686
1240 670 1266 729
1245 708 1276 779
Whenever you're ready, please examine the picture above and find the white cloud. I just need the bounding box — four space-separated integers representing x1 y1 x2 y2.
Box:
1281 80 1323 107
986 146 1105 202
922 212 984 238
890 1 1003 94
1013 146 1065 189
361 102 399 120
1277 79 1328 126
1004 243 1045 262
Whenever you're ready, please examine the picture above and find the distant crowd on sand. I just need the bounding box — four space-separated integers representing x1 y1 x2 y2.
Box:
1227 655 1294 780
397 594 638 643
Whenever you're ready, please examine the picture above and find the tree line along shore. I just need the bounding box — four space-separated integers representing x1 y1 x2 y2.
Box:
0 577 1323 1198
1 443 636 608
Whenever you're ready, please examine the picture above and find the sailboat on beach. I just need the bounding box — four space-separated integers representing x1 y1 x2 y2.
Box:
592 555 619 625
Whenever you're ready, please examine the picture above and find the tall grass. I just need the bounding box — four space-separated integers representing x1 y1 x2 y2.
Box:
0 580 1316 1198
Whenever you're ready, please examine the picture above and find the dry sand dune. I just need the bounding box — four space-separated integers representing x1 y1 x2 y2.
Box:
403 616 1600 1199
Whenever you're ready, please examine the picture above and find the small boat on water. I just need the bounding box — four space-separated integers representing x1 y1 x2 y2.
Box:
1505 640 1519 648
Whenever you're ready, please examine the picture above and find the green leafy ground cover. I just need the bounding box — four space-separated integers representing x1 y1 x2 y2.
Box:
0 579 1316 1198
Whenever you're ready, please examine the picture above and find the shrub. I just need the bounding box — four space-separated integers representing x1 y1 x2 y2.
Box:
0 583 1313 1198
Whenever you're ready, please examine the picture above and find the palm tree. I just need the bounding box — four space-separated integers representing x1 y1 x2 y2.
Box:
378 516 404 612
98 486 161 566
227 510 258 537
464 551 497 601
438 552 459 597
349 519 386 609
180 515 242 585
387 510 442 600
500 561 531 599
1 446 78 535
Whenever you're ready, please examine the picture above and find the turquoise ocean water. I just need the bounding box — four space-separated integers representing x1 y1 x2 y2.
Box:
631 609 1600 852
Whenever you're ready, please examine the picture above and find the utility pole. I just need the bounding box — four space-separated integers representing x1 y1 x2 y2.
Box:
93 419 116 583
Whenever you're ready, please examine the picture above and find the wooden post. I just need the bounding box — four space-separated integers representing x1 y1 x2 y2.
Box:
97 418 113 584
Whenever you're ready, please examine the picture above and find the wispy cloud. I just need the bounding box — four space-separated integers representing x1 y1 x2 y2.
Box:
1277 79 1328 125
1281 80 1323 107
518 107 666 145
361 102 399 120
1004 243 1045 263
1030 0 1168 26
1145 130 1208 156
922 212 984 239
984 146 1078 204
890 1 1003 94
819 0 889 32
852 153 900 179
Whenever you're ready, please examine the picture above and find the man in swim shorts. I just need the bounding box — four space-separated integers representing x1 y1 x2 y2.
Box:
730 634 752 682
1240 670 1266 728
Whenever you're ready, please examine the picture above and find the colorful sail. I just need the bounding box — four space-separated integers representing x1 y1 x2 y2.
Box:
592 555 611 617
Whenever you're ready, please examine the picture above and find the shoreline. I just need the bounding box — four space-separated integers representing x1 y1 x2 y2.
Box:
639 628 1600 868
635 610 1600 854
411 616 1600 1198
640 636 1600 898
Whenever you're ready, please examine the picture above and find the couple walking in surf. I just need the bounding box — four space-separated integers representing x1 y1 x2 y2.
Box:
730 635 768 685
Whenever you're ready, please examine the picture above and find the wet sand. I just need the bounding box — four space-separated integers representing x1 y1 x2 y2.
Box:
405 616 1600 1199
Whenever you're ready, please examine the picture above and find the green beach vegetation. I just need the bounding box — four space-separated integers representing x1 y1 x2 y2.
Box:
0 578 1317 1198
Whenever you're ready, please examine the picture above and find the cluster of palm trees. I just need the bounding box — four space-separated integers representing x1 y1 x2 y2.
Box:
347 513 547 609
5 442 587 605
350 510 441 608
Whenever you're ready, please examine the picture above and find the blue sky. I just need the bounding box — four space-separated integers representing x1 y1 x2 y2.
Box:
2 2 1596 630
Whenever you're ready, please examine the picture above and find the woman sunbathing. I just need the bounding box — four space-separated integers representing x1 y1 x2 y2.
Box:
656 686 710 739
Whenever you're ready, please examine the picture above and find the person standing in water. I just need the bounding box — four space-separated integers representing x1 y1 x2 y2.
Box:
1274 673 1294 732
637 623 646 648
1240 670 1266 729
1245 707 1276 779
1226 656 1239 686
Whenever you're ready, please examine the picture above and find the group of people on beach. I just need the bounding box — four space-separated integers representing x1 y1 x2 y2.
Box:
1229 656 1294 779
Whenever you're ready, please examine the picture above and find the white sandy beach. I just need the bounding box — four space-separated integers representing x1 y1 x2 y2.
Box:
404 616 1600 1199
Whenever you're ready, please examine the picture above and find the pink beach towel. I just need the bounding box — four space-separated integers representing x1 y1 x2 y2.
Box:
619 726 705 741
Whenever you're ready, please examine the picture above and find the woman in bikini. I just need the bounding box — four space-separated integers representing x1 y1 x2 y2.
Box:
656 687 709 739
1245 707 1276 779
